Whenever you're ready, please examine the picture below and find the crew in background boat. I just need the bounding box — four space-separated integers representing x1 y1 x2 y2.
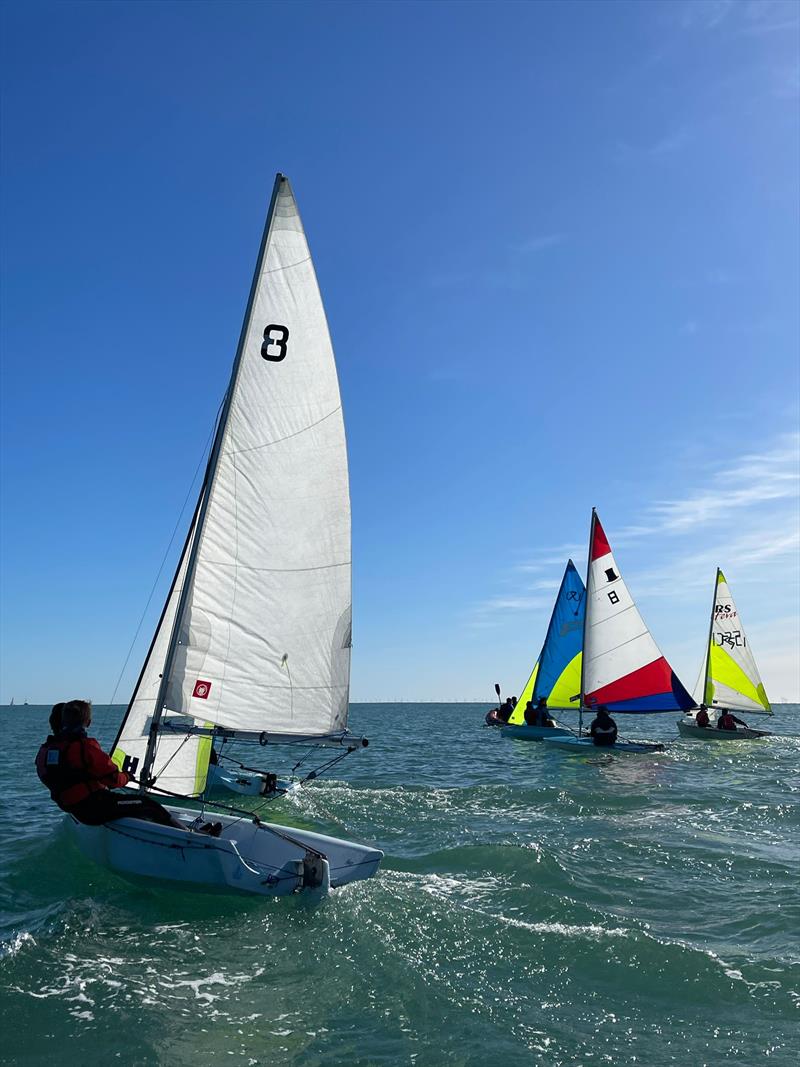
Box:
498 696 516 723
694 705 710 728
525 697 555 728
589 705 618 747
35 700 221 834
717 709 748 731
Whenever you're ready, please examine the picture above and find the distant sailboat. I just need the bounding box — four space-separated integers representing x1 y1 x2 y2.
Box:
501 560 583 740
543 509 692 753
67 174 383 895
678 569 772 741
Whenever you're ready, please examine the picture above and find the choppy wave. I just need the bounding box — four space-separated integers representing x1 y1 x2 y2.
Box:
2 703 799 1065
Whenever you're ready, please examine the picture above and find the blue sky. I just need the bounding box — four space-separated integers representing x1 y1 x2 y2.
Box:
1 0 798 704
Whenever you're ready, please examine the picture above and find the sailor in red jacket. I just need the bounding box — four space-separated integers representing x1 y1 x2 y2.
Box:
35 699 219 833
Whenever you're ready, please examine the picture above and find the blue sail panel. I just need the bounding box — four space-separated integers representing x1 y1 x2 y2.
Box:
532 560 585 709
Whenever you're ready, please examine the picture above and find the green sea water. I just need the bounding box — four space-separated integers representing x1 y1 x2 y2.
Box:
1 703 798 1066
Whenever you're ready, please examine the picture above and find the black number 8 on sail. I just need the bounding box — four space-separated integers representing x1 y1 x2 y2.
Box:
261 324 289 361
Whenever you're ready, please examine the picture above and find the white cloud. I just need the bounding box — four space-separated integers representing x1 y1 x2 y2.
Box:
517 233 567 255
618 432 800 538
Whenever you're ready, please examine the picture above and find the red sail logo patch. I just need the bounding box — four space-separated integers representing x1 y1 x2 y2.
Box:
192 680 212 700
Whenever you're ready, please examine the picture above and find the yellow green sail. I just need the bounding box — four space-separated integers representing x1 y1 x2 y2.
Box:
700 569 771 715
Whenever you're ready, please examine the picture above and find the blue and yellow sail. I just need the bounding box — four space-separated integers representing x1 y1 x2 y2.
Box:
508 560 584 723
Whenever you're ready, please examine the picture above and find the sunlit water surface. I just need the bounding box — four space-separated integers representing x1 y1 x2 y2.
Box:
1 703 798 1065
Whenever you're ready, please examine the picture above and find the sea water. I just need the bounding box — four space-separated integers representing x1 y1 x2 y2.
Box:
1 703 798 1065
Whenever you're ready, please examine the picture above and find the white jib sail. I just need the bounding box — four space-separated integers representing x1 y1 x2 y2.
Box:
160 175 351 739
699 570 771 714
112 505 215 796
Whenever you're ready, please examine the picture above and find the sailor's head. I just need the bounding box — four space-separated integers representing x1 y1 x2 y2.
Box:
537 697 547 708
525 701 533 710
49 702 65 734
596 704 610 717
61 699 92 730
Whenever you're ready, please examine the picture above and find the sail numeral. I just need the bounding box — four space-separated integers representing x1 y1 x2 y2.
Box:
714 630 745 648
261 324 289 362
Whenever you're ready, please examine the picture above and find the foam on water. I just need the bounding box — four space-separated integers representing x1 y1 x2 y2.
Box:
1 703 798 1065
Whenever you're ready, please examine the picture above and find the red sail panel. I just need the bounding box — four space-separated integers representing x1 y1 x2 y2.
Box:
585 657 674 705
590 515 611 562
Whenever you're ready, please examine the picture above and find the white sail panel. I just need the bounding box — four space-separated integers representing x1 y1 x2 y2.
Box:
162 177 351 737
583 511 693 712
111 515 212 795
704 570 771 714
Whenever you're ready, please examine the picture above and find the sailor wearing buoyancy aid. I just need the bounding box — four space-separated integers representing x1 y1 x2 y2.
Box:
35 700 130 809
35 700 220 834
589 705 618 747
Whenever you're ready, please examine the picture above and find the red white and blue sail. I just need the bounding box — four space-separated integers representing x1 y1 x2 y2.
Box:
582 510 694 713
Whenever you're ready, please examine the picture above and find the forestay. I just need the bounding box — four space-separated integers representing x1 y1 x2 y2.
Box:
697 569 771 714
582 510 694 713
113 175 353 796
508 560 583 724
111 503 211 795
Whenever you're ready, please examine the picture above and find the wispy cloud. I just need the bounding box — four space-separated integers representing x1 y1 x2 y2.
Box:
614 126 691 161
677 0 735 31
673 0 799 35
517 233 567 255
427 233 568 291
630 432 800 537
468 431 800 623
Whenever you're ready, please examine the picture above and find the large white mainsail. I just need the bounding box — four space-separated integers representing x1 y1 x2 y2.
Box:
114 174 353 797
695 569 771 714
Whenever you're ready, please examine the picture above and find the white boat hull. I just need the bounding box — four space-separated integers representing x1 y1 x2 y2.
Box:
500 723 572 741
66 805 383 897
207 762 299 798
677 719 769 741
541 735 665 754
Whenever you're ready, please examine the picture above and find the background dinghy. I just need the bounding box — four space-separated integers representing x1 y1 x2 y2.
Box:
502 560 584 741
680 569 773 742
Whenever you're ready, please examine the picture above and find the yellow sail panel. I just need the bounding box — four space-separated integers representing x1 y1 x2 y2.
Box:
708 642 771 712
194 722 214 794
547 652 582 710
508 662 539 724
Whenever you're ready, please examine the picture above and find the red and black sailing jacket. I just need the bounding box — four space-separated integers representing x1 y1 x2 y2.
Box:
35 731 130 810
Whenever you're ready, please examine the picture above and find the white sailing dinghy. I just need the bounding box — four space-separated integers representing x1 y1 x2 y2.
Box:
542 510 694 754
678 569 772 741
68 174 383 895
501 560 583 741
